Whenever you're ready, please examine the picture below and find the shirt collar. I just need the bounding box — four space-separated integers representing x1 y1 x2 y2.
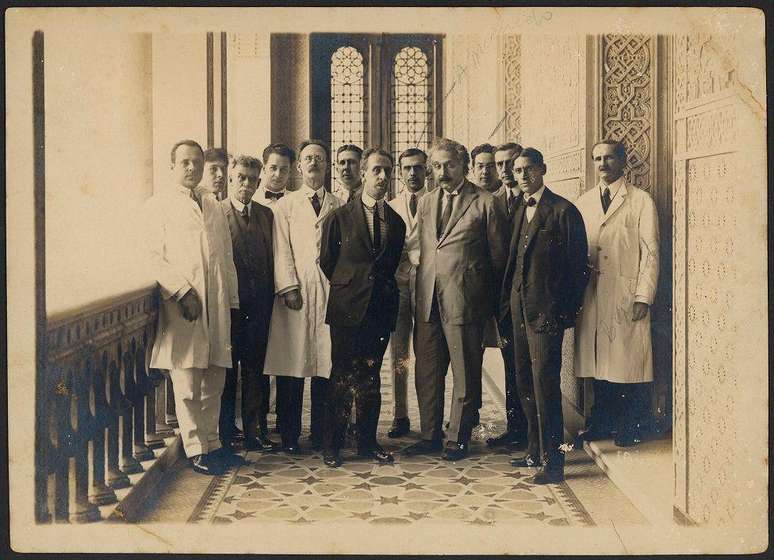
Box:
525 185 546 205
598 176 624 198
361 190 384 209
405 186 426 200
441 179 465 197
302 183 326 200
230 193 249 215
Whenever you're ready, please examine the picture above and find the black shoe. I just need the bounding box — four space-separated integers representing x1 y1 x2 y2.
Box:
388 417 411 438
402 439 443 455
323 449 342 468
614 433 640 448
358 444 394 464
244 436 280 452
232 426 245 442
442 441 469 461
577 426 613 442
283 442 301 455
486 430 526 448
530 467 564 484
190 454 225 476
510 454 542 468
211 446 248 467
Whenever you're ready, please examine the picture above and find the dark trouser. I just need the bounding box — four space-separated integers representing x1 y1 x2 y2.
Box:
414 296 483 445
310 377 328 444
500 340 528 434
510 290 565 470
220 310 271 442
324 321 390 451
590 379 650 437
275 376 304 446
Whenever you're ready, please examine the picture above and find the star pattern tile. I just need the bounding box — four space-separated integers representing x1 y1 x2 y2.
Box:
188 360 595 528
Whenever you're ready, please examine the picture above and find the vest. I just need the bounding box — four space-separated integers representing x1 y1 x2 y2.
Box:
227 204 272 313
511 211 532 292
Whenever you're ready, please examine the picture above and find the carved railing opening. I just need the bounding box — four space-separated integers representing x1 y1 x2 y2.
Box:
38 286 175 523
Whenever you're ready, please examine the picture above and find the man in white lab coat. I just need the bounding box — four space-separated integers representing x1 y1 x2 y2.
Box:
145 139 240 475
574 140 660 448
264 139 345 453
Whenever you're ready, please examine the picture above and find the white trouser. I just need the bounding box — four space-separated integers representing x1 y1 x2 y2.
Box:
169 366 227 457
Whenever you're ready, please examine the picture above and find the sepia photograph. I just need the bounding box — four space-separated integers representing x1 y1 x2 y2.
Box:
5 6 768 555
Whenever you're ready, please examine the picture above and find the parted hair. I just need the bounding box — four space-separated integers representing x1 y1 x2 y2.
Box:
517 147 546 168
298 138 330 163
204 147 228 164
170 139 204 164
428 137 470 174
230 154 263 172
361 147 394 168
592 139 628 165
335 144 363 160
262 143 296 165
494 142 523 156
398 147 427 167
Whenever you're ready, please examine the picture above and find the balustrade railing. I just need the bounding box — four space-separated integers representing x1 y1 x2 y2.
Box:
37 285 177 523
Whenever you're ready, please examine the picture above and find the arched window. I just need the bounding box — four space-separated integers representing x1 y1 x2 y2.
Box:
330 45 368 195
391 46 432 194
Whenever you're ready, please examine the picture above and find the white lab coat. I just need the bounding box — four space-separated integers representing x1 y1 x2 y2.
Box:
264 186 344 378
573 179 659 383
145 186 239 370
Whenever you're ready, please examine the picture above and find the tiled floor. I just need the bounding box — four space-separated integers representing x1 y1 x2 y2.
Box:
138 353 647 528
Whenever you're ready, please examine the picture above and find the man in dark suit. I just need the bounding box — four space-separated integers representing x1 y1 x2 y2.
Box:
500 147 589 484
219 153 280 453
406 137 509 461
319 147 406 468
486 142 530 449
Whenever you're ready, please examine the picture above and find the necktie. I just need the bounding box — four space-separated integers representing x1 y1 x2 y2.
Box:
507 190 517 216
601 187 611 214
240 206 250 224
311 192 322 217
265 190 284 200
373 202 382 251
438 192 454 239
409 193 417 217
347 190 356 204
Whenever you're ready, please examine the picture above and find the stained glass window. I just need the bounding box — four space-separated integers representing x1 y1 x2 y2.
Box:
391 46 433 194
330 46 368 196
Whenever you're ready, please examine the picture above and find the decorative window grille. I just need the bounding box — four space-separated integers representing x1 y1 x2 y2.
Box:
330 46 368 195
390 46 433 194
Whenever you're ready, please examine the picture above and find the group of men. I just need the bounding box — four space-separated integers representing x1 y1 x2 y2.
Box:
146 134 659 485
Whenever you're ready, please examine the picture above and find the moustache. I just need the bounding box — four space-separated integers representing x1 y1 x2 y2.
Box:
439 176 451 182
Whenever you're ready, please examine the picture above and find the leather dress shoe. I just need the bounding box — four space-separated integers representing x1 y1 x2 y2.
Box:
190 454 225 476
244 435 280 452
486 430 526 448
388 417 410 438
211 446 247 467
442 442 469 461
323 449 342 468
530 467 564 485
614 433 641 448
577 426 613 442
510 454 542 468
358 444 394 464
283 442 301 455
402 439 443 455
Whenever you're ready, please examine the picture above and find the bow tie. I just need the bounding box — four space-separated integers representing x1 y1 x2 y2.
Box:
265 190 284 200
525 197 537 207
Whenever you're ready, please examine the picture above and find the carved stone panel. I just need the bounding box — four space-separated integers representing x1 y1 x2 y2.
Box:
685 153 738 524
601 34 655 192
502 34 521 143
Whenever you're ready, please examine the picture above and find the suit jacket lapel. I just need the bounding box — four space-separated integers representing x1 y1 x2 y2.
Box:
250 201 272 260
522 189 553 255
600 181 627 224
439 181 477 245
429 187 442 243
351 200 374 254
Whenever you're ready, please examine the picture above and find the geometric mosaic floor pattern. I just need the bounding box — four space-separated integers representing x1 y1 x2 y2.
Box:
187 357 594 527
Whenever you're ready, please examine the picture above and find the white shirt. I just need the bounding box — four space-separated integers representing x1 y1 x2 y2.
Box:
229 193 250 217
253 186 286 207
361 190 386 244
525 185 546 222
440 179 465 215
598 176 624 209
302 183 326 203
